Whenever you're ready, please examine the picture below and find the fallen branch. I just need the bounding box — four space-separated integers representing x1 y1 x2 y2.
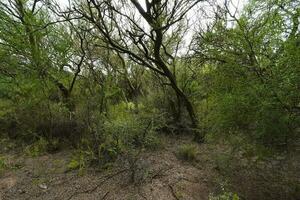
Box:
100 191 110 200
168 184 180 200
150 166 173 180
67 169 127 200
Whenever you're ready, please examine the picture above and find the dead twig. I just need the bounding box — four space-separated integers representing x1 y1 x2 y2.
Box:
150 166 173 180
100 191 110 200
67 169 127 200
168 184 180 200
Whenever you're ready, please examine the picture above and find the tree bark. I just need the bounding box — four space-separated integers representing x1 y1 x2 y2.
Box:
153 27 198 127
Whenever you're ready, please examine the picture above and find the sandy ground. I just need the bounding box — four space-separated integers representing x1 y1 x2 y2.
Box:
0 135 299 200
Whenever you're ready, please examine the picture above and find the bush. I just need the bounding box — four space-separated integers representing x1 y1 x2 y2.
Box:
98 112 161 158
214 153 234 174
24 137 60 157
209 181 240 200
209 192 240 200
203 88 299 148
255 104 292 145
67 149 94 174
25 138 49 157
67 159 80 171
0 156 7 173
71 102 163 168
177 144 198 161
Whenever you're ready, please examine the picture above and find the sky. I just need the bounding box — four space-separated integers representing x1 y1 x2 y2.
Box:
54 0 247 54
56 0 247 13
55 0 247 29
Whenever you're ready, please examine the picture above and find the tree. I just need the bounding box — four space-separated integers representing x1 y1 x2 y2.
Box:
193 0 300 145
0 0 87 110
71 0 204 128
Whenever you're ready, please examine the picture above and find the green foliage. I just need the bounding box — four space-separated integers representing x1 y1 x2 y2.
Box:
209 181 240 200
0 137 16 152
194 0 300 147
61 101 164 168
209 192 240 200
0 156 7 172
214 153 235 174
25 138 48 157
177 144 198 161
67 159 80 171
93 103 162 164
0 0 298 182
67 149 93 174
0 154 22 174
97 133 122 164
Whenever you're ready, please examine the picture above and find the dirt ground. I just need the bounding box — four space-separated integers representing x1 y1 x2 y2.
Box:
0 135 299 200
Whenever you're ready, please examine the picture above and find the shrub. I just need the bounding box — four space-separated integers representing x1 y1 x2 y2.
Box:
25 138 49 157
67 159 80 171
36 120 84 145
97 135 122 164
76 102 163 167
67 149 92 174
209 192 240 200
209 181 240 200
0 156 7 172
177 144 198 161
214 153 234 174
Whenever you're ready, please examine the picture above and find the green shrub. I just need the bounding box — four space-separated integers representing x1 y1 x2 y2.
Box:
144 133 162 150
0 156 7 172
214 153 234 174
104 102 163 150
25 138 48 157
62 101 164 168
67 149 94 174
209 181 240 200
177 144 198 161
97 135 122 164
209 192 240 200
0 156 8 176
255 104 292 145
67 159 80 171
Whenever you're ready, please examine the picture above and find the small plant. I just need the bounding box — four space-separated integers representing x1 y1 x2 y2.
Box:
0 138 16 152
67 149 94 174
214 153 234 173
67 159 80 171
25 137 48 157
0 156 7 173
47 138 60 153
0 155 23 173
209 181 240 200
209 192 239 200
144 133 162 150
177 144 198 161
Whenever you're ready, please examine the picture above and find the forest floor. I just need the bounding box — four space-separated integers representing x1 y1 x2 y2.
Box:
0 134 299 200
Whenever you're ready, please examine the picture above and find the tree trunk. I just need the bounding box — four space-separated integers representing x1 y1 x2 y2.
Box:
169 78 198 128
153 28 198 128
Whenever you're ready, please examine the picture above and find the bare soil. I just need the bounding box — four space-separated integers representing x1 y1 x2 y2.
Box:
0 135 299 200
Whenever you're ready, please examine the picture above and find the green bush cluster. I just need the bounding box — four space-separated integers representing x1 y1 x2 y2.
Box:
177 144 198 161
0 156 7 172
209 192 240 200
64 101 164 171
195 1 300 147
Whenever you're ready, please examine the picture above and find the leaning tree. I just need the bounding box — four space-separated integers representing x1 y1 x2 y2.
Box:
70 0 204 129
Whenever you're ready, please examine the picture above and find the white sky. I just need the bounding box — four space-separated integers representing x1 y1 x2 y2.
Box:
55 0 247 30
54 0 247 54
56 0 247 14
